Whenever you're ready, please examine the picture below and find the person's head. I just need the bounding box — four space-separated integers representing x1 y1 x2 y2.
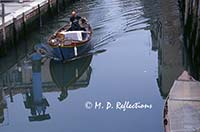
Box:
71 11 77 17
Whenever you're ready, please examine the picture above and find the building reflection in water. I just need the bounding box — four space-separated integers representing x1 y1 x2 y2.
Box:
141 0 185 99
0 51 93 122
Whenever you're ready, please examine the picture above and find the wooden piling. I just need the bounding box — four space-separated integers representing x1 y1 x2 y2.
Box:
48 0 52 10
2 3 6 43
12 17 19 62
48 0 53 16
56 0 59 14
22 13 28 59
0 3 7 56
180 0 200 74
12 18 17 46
38 4 42 28
62 0 66 9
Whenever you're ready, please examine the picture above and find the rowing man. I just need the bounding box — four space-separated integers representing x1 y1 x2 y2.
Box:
69 11 82 31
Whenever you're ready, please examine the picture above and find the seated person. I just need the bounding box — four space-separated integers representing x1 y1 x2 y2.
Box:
79 17 88 31
68 11 82 31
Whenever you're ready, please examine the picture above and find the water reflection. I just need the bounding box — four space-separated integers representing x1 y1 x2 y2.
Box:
0 88 6 125
142 0 185 99
50 55 92 101
23 53 50 122
0 0 197 131
0 53 93 123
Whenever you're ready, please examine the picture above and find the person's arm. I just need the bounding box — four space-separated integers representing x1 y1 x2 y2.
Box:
77 15 81 20
70 17 73 22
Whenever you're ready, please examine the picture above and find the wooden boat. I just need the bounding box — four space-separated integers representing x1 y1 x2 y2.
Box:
48 18 92 60
163 71 200 132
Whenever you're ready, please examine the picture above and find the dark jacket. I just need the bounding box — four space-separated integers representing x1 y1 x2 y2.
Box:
70 15 81 23
69 15 82 31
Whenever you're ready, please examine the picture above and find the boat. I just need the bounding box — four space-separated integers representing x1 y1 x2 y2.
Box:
163 71 200 132
48 18 92 61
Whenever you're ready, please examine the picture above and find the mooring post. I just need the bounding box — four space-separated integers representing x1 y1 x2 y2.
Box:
195 1 200 48
184 0 189 25
13 17 19 62
2 3 6 43
48 0 52 15
62 0 66 9
12 18 17 45
56 0 59 14
22 12 27 24
38 4 42 28
1 3 7 55
48 0 52 9
198 1 200 18
22 13 28 60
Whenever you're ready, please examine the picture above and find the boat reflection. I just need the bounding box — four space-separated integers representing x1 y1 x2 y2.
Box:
0 50 93 123
23 53 93 121
50 55 93 101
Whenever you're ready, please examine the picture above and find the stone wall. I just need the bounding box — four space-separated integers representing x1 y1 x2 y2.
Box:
179 0 200 78
0 0 72 56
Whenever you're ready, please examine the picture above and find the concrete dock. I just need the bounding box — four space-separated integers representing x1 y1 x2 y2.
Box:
0 0 71 55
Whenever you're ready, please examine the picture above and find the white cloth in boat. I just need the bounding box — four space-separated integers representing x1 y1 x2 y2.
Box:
59 31 85 41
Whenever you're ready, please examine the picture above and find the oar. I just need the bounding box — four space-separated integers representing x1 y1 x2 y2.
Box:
64 49 106 62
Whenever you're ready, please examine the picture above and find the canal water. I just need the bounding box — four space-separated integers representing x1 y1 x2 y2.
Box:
0 0 185 131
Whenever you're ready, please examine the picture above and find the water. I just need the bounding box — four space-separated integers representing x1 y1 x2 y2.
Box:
0 0 186 131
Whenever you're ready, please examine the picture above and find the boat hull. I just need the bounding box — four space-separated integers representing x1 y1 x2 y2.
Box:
52 42 91 60
163 71 199 132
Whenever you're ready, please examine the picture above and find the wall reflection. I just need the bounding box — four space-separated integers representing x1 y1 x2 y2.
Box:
0 53 93 122
142 0 185 99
